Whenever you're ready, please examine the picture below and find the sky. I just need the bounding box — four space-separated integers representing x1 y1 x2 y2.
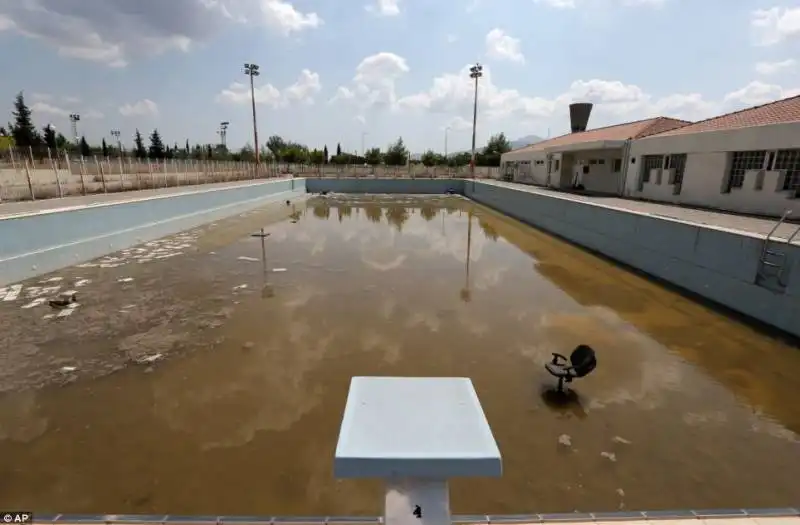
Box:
1 0 800 154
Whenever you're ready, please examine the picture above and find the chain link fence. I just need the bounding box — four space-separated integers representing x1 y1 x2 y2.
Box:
0 147 501 203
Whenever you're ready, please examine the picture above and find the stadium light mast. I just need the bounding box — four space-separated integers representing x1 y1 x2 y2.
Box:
244 63 260 164
69 114 81 145
469 63 483 180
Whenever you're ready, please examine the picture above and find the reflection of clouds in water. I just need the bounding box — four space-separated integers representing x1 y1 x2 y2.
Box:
311 237 326 255
473 266 508 291
361 329 402 365
0 390 48 443
151 318 338 451
522 308 686 412
380 297 398 319
284 284 326 310
456 308 490 337
364 254 407 272
406 311 441 332
683 411 728 426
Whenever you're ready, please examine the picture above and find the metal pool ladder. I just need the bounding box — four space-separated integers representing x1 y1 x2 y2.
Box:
756 210 800 290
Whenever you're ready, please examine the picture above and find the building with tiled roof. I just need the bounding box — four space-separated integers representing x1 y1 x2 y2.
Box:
626 94 800 217
500 109 689 194
500 95 800 217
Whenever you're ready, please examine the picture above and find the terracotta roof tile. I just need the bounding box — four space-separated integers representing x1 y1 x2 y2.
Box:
509 117 690 154
647 94 800 137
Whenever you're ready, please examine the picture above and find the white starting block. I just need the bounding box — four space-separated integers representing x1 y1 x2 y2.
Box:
334 377 502 525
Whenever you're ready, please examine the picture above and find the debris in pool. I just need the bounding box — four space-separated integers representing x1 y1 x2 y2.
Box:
2 284 22 301
558 434 572 447
612 436 632 445
60 366 78 373
118 277 134 283
600 451 617 462
133 353 163 365
616 488 625 497
75 278 91 287
21 298 47 309
286 200 291 205
209 251 217 255
40 276 63 283
233 284 248 290
273 268 287 273
238 256 259 262
56 303 79 317
49 292 77 309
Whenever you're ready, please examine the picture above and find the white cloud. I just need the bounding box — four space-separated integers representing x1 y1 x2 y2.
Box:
0 0 321 67
485 29 525 63
534 0 667 8
755 59 796 75
389 63 793 129
723 80 800 107
119 99 159 117
365 0 400 16
752 6 800 46
216 69 322 107
30 101 103 120
330 52 410 110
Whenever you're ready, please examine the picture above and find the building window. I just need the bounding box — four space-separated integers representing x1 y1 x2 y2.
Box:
641 155 663 182
613 159 622 172
727 150 766 191
589 159 597 165
554 159 560 171
774 149 800 190
598 159 605 165
669 154 687 185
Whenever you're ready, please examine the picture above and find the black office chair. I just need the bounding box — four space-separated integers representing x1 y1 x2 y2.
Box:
545 344 597 392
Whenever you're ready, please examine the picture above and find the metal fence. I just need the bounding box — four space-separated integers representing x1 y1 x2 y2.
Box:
0 147 501 203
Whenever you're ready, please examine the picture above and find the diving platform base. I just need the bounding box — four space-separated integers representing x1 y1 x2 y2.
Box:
385 478 450 525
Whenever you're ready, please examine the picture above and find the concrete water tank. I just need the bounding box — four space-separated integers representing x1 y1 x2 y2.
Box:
569 102 593 133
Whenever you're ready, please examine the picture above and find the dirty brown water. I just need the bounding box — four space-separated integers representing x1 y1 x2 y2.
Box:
1 194 799 515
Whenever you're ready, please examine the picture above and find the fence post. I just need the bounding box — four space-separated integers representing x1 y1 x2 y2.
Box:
23 159 36 201
78 156 88 195
162 158 168 187
118 155 125 190
95 155 107 193
48 147 63 198
9 146 17 171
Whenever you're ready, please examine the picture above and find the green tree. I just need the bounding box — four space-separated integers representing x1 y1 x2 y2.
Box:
478 132 512 166
323 145 329 164
421 150 446 167
365 147 382 166
0 126 7 136
134 129 146 158
309 148 325 164
79 136 91 157
56 132 68 150
11 91 39 149
384 137 408 166
42 125 57 151
336 143 342 156
101 138 109 157
207 144 213 158
165 146 174 159
148 129 165 159
267 135 287 160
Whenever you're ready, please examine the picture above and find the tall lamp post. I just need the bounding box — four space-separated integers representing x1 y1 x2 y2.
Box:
244 63 260 165
110 129 121 152
469 63 483 181
218 121 230 148
69 114 81 145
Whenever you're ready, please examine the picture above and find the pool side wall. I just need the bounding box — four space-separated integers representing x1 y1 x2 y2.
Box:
0 179 307 286
461 180 800 338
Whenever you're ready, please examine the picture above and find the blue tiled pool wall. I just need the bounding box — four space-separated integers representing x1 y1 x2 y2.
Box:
0 180 307 286
31 508 800 523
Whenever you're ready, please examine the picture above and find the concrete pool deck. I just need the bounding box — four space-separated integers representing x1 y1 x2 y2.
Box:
37 515 800 524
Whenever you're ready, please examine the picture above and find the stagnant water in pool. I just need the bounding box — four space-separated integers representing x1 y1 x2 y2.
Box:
0 194 799 515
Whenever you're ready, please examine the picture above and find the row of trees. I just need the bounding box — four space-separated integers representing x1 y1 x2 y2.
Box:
2 91 512 166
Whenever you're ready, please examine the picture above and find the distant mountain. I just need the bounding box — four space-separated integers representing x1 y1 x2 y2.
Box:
509 134 544 150
415 134 544 158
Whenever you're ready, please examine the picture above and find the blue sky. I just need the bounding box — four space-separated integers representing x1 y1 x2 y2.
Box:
1 0 800 154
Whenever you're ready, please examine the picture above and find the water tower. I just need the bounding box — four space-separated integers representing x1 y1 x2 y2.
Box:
569 102 593 133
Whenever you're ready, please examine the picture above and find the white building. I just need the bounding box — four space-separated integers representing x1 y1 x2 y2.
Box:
624 95 800 218
500 117 688 195
502 95 800 218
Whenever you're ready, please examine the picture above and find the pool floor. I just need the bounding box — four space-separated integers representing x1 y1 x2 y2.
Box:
0 194 798 515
